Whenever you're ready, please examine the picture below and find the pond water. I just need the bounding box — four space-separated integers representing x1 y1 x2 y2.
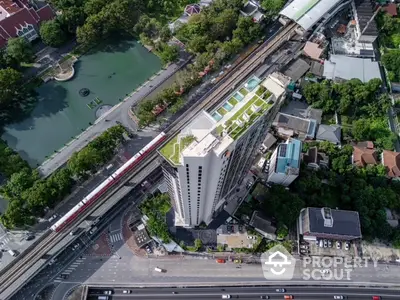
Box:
2 40 162 167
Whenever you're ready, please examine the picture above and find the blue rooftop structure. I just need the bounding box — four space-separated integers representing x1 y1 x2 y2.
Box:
276 139 302 174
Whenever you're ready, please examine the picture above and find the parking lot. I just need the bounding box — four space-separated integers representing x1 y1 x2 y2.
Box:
300 238 356 258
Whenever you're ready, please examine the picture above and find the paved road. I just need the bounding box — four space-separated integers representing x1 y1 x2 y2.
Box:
87 286 400 299
37 52 191 177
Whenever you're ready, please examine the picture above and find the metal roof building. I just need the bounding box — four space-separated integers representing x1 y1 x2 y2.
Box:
280 0 343 31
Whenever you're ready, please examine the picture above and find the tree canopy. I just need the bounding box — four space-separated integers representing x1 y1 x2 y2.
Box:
5 37 34 65
40 20 68 47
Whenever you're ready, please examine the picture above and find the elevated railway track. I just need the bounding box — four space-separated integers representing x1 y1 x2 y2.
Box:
0 22 297 300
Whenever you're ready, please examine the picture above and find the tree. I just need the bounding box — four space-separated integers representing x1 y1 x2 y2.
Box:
158 44 179 64
261 0 285 16
40 20 68 47
160 26 172 42
233 17 261 44
6 37 34 64
0 170 38 200
194 238 203 251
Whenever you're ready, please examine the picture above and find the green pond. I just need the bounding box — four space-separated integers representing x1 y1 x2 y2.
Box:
2 40 162 167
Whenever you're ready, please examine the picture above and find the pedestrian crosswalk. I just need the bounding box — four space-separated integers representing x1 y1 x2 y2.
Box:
109 233 123 243
0 234 11 249
54 257 86 281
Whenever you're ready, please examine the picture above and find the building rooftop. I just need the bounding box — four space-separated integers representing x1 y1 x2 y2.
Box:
283 58 310 82
249 211 277 240
303 41 324 61
382 150 400 178
159 74 284 166
316 124 341 144
354 0 379 38
133 224 152 248
275 138 302 174
279 0 343 31
302 146 329 169
323 54 381 82
383 3 397 17
306 207 362 238
273 113 317 139
353 143 378 167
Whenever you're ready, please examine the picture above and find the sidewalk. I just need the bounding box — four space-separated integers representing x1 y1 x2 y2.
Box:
37 54 191 177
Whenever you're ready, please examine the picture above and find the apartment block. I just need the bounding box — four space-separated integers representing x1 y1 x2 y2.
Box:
159 73 288 227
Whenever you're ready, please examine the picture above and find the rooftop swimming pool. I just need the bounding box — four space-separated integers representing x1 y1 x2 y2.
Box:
245 76 261 91
233 92 244 101
223 102 233 111
212 112 222 121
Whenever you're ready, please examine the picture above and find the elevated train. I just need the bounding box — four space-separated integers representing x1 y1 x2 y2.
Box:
50 132 167 232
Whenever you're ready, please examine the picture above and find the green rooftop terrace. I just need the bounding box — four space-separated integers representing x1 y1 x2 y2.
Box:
217 87 273 140
159 134 196 166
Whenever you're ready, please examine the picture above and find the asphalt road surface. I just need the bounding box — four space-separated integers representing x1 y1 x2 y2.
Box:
87 286 400 299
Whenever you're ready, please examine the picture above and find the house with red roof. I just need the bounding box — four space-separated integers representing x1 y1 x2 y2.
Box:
382 150 400 178
0 0 54 48
351 141 378 167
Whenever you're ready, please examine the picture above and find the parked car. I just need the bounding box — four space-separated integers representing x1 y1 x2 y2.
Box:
345 242 350 251
323 240 328 248
336 241 341 249
300 245 309 249
328 240 333 247
25 235 35 241
216 259 226 264
48 214 58 222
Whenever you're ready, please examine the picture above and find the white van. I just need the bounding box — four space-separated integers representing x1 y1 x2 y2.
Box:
222 295 231 299
8 250 17 257
154 267 163 272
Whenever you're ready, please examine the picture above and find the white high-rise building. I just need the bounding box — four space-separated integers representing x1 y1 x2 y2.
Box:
159 73 289 227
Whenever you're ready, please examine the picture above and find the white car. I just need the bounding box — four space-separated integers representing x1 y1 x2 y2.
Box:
336 241 341 249
222 295 231 299
334 296 344 299
72 244 79 251
345 242 350 250
122 290 131 294
104 291 113 295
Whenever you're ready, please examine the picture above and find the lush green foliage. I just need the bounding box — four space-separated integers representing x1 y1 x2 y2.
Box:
136 0 263 126
5 37 34 65
68 125 126 178
303 79 395 149
0 141 31 178
40 20 68 47
140 193 172 242
382 50 400 82
261 0 285 17
0 125 126 228
254 142 400 242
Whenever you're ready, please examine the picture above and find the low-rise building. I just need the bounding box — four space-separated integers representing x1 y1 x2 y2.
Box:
273 113 317 141
302 146 329 169
267 138 302 186
299 207 362 241
382 150 400 178
249 211 277 240
323 54 381 83
0 0 54 47
352 141 378 167
316 124 341 145
303 41 324 61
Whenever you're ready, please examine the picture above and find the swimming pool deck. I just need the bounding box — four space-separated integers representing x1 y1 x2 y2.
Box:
159 76 275 166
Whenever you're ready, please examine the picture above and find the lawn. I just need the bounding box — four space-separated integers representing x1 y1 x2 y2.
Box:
229 97 239 106
217 107 227 116
239 88 249 96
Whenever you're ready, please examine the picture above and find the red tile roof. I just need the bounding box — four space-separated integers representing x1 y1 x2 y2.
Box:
0 0 22 15
384 3 398 17
36 5 54 22
0 3 54 48
353 145 378 167
383 150 400 178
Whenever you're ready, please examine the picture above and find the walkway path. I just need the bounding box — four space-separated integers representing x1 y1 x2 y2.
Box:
38 53 191 177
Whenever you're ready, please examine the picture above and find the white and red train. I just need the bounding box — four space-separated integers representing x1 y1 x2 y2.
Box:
50 132 167 232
